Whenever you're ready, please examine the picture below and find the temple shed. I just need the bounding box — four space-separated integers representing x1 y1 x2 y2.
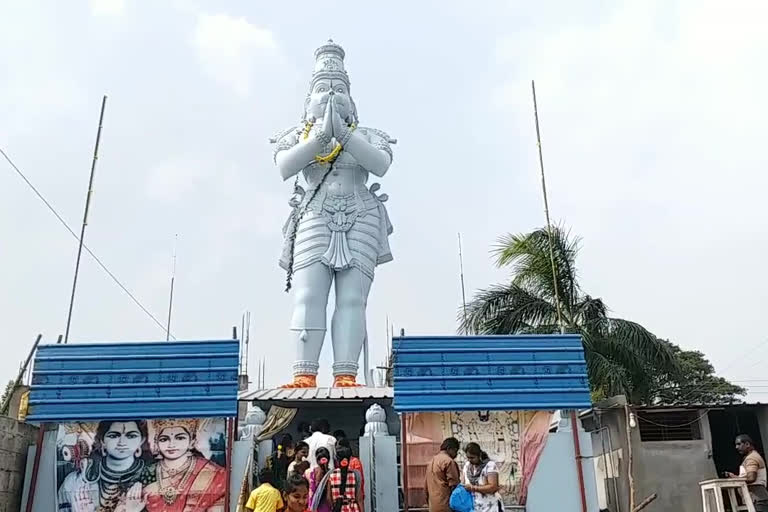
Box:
239 386 398 445
393 334 595 512
21 339 241 512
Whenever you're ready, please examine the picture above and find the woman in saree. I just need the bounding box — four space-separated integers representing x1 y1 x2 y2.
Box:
143 419 227 512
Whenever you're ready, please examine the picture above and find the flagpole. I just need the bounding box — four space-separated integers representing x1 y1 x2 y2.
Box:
531 81 565 335
64 95 107 343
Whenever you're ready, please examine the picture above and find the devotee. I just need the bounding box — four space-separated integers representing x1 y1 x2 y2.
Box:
337 437 365 503
326 445 363 512
726 434 768 511
288 441 310 477
306 447 332 512
424 437 460 512
461 442 502 512
267 434 295 492
245 467 284 512
305 419 336 469
282 474 311 512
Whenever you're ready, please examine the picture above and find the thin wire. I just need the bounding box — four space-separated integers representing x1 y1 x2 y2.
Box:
1 146 175 340
636 410 709 428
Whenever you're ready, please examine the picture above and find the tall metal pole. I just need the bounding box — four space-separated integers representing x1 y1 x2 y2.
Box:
166 234 178 341
458 232 468 326
64 95 107 343
531 81 565 334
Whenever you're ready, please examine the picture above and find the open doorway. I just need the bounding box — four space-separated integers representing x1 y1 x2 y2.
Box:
708 407 764 476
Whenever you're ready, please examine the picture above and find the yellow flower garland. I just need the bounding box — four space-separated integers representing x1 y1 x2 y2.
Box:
302 121 356 164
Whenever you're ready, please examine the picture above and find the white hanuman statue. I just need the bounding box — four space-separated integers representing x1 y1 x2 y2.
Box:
270 41 395 388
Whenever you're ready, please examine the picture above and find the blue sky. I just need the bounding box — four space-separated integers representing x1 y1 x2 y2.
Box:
2 0 767 394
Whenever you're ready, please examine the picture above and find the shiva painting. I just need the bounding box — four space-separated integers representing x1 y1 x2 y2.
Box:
56 418 227 512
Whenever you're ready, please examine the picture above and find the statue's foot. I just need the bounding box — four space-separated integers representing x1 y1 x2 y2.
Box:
333 375 361 387
280 375 317 388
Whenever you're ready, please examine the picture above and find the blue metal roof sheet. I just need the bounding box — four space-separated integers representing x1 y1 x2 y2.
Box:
392 334 591 412
27 340 239 423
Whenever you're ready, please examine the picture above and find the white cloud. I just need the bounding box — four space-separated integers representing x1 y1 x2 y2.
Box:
192 13 276 96
89 0 125 16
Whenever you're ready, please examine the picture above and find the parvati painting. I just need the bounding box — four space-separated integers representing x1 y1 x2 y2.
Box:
56 418 227 512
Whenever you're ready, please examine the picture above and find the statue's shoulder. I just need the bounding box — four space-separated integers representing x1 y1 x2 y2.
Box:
358 126 396 160
270 124 303 163
269 124 303 144
357 126 397 145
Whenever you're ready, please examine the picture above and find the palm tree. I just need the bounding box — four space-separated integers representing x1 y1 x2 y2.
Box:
460 226 679 402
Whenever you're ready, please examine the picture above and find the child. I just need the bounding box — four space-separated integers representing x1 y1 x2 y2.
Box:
283 474 310 512
245 467 284 512
292 460 310 478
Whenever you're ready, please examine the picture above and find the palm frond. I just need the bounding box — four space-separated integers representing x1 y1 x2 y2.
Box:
460 283 558 335
492 226 580 314
572 295 607 325
584 350 631 398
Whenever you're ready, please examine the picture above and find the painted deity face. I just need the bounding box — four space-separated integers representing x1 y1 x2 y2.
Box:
157 427 193 461
307 79 352 122
284 485 309 512
103 422 143 461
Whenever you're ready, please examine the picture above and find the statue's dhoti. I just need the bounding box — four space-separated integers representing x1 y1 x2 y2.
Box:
280 185 392 279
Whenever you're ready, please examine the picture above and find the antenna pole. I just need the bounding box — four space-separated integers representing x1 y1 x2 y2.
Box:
531 81 565 334
245 311 251 377
166 234 178 341
458 233 468 326
64 95 107 343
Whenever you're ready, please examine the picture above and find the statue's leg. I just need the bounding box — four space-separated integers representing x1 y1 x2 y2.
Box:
330 267 372 387
283 262 333 388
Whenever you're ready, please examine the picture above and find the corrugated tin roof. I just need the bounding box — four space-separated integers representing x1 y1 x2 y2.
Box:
27 340 239 423
392 335 592 412
240 386 393 402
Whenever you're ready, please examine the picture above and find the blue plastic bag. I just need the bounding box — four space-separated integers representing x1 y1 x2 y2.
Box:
449 485 474 512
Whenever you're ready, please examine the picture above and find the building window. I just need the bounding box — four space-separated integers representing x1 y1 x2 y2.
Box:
637 410 702 441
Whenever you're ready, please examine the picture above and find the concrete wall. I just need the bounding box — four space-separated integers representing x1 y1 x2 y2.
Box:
0 417 37 512
587 407 717 512
359 435 398 512
527 417 600 512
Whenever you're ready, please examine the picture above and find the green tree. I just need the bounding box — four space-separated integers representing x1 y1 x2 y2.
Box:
0 380 15 409
642 340 745 404
460 226 679 402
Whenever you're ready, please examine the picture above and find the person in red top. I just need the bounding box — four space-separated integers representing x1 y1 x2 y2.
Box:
336 437 364 503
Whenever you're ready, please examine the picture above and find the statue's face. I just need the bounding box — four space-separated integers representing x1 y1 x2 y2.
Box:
307 78 352 122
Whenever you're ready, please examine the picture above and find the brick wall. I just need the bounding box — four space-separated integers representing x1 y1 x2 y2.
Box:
0 417 38 512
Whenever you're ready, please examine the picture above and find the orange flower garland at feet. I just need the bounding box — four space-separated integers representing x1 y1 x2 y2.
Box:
280 375 317 388
333 375 361 387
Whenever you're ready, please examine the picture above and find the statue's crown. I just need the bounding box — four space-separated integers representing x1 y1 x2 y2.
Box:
312 39 350 88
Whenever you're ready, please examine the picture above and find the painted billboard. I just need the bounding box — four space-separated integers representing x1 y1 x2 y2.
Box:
56 418 227 512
